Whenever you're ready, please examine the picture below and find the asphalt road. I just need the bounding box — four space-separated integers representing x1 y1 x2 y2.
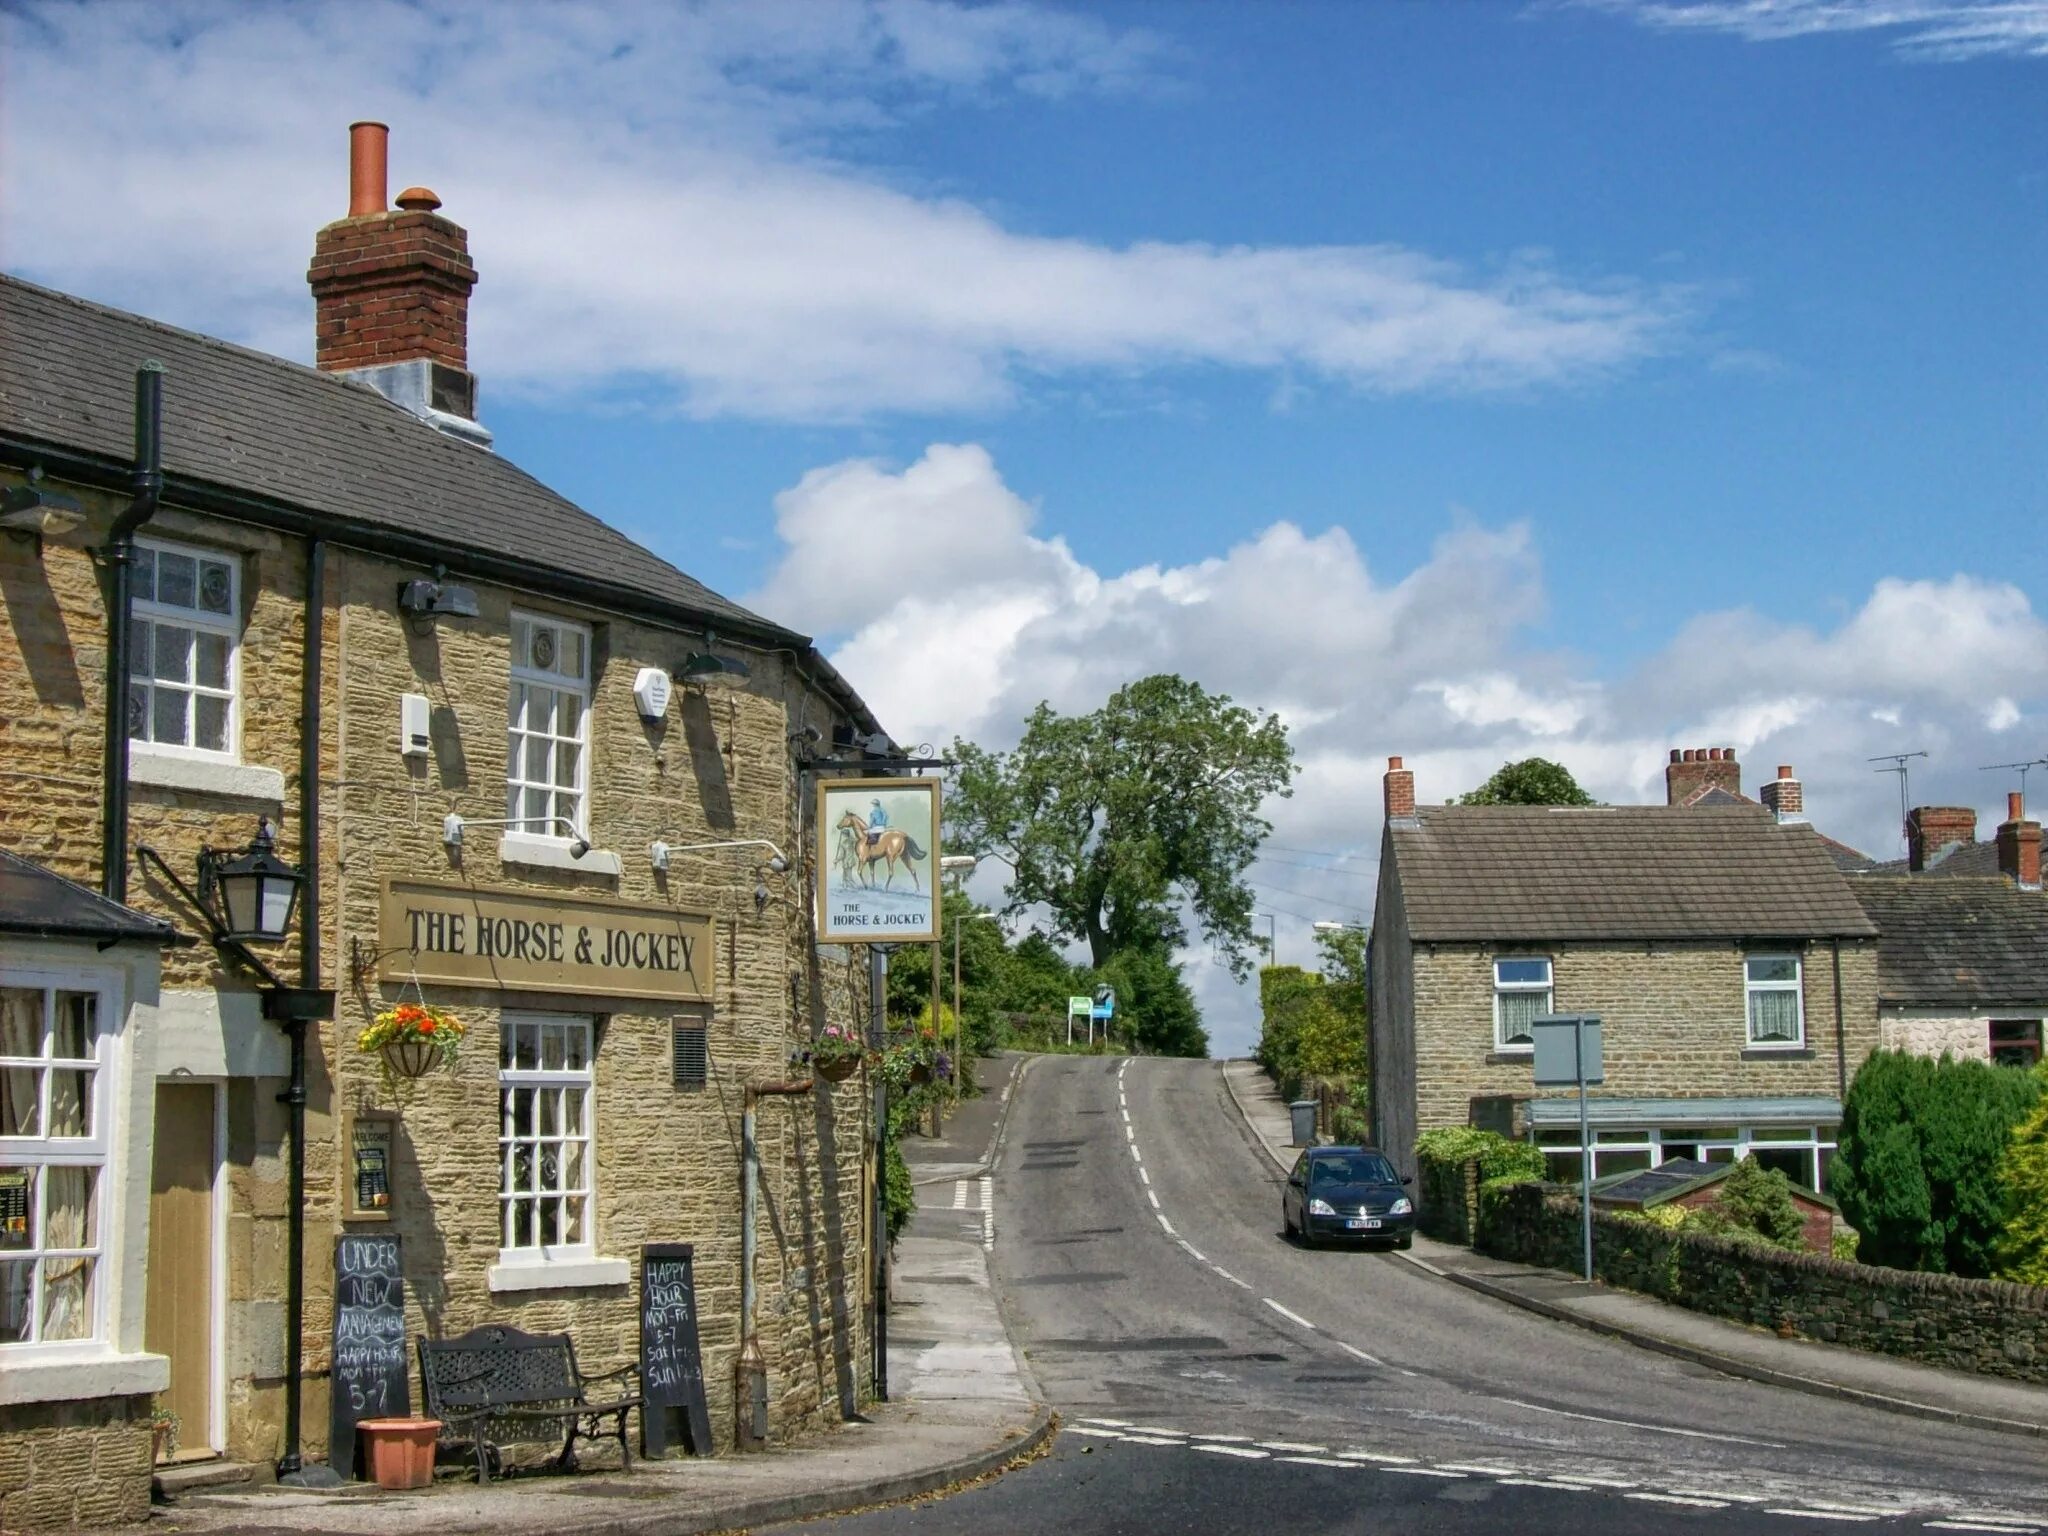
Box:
771 1055 2048 1536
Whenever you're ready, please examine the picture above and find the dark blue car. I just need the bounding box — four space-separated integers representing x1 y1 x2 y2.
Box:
1282 1146 1415 1249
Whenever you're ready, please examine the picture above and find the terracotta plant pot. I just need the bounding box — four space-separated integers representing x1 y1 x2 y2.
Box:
815 1055 860 1084
358 1418 441 1490
382 1036 438 1081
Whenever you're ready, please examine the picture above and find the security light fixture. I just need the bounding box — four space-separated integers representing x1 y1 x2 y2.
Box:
396 576 480 619
676 650 750 682
442 812 590 858
198 818 306 943
649 837 790 879
0 470 85 539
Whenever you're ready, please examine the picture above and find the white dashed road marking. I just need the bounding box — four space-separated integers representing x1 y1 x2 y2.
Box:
1155 1211 1177 1235
1927 1524 2043 1534
1257 1440 1328 1454
1384 1467 1467 1479
1629 1493 1730 1509
1440 1463 1520 1476
1190 1433 1255 1443
1281 1456 1364 1469
1337 1341 1385 1367
1335 1449 1417 1465
1193 1443 1269 1460
1262 1298 1317 1330
1766 1511 1877 1524
1499 1479 1591 1492
1065 1426 1121 1439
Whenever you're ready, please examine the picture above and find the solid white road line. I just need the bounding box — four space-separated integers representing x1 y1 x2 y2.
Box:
1334 1449 1417 1465
1498 1479 1591 1492
1120 1434 1183 1446
1256 1440 1328 1454
1501 1396 1781 1447
1077 1417 1132 1427
1123 1425 1186 1437
1189 1433 1256 1443
1926 1523 2043 1534
1262 1298 1317 1330
1439 1463 1519 1475
1280 1456 1365 1469
1383 1467 1466 1479
1668 1489 1765 1503
1193 1443 1268 1459
1628 1493 1731 1509
1337 1341 1385 1367
1065 1426 1122 1439
1552 1474 1637 1488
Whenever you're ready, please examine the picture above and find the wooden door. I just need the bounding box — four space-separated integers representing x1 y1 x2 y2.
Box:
147 1083 217 1461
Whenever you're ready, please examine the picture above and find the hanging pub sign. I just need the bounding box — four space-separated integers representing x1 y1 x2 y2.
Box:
377 881 714 1002
815 777 940 944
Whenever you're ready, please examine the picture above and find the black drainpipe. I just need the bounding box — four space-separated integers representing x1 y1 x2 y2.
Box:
276 536 325 1482
1831 937 1847 1103
101 363 165 902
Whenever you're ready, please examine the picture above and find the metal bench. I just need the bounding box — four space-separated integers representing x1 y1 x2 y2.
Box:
417 1324 642 1484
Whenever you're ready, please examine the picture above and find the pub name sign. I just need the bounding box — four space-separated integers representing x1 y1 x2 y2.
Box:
378 881 713 1003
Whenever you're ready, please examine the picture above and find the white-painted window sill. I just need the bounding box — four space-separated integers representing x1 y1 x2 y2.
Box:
488 1256 630 1293
129 745 285 805
498 832 621 876
0 1349 169 1405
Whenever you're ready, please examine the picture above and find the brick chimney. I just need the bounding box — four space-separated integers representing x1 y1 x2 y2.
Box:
1995 792 2042 890
307 122 490 446
1384 756 1416 825
1906 805 1977 872
1758 764 1805 824
1666 747 1741 806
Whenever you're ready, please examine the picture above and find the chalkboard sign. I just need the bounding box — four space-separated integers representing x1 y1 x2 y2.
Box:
640 1243 712 1457
329 1233 410 1479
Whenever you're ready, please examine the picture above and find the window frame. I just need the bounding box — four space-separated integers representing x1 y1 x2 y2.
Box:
1492 956 1553 1053
1533 1123 1838 1192
1744 953 1805 1050
130 536 242 763
496 1010 597 1269
506 611 593 843
0 973 114 1354
1990 1019 2044 1069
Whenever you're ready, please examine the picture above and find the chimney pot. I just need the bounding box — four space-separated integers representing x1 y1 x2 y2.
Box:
1996 794 2042 890
348 121 389 217
1760 765 1804 823
395 185 442 212
1778 765 1793 780
1669 749 1681 764
2009 792 2025 822
1666 745 1742 806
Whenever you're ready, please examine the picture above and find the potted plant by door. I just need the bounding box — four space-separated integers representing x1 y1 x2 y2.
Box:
808 1024 865 1084
145 1400 179 1465
358 1003 467 1087
357 1418 443 1490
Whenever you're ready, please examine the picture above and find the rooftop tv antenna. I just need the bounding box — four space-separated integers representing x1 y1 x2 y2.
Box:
1869 750 1928 856
1980 756 2048 801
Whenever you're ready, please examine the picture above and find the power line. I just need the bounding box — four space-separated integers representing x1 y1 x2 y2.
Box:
1248 877 1372 915
1254 853 1379 880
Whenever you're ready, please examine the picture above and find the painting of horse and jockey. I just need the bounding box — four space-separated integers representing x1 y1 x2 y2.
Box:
814 777 941 944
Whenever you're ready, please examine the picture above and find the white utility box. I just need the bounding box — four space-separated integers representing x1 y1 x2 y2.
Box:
400 692 431 758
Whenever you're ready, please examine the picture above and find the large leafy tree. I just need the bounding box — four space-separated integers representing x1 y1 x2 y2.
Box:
1994 1067 2048 1284
1459 756 1596 807
1093 946 1208 1058
947 674 1295 977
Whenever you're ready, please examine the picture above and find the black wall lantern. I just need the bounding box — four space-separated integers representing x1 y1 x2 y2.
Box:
201 818 305 943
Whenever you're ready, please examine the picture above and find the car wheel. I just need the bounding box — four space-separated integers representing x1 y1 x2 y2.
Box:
1300 1223 1317 1250
1282 1205 1296 1238
1394 1233 1412 1251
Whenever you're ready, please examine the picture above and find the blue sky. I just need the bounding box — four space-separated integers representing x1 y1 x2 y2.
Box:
4 1 2044 1050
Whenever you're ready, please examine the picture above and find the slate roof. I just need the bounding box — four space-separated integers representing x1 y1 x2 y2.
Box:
1849 877 2048 1006
1387 804 1879 942
1590 1158 1728 1207
0 273 799 648
1862 841 2007 879
0 850 182 945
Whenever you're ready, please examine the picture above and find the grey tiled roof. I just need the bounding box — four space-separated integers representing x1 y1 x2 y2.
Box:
1849 877 2048 1006
1862 841 2006 879
1388 804 1879 941
0 850 180 944
0 273 795 644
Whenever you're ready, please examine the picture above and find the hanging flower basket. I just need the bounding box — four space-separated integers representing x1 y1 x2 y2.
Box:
359 1002 465 1086
808 1023 865 1086
908 1061 933 1086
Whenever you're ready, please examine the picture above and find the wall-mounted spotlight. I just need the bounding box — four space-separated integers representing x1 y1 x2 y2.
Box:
649 837 790 880
675 630 750 683
397 576 480 620
444 812 590 858
1 468 86 541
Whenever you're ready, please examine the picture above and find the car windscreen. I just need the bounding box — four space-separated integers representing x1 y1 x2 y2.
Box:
1311 1154 1396 1185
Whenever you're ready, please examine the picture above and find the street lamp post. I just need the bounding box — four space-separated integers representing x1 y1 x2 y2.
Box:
1257 911 1277 966
937 855 983 1102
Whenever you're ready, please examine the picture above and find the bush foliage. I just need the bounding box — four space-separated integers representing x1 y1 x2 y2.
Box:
1415 1125 1547 1183
1682 1157 1809 1252
1994 1067 2048 1285
1832 1050 2041 1277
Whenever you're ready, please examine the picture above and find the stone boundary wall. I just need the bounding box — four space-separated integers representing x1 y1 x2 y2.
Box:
0 1398 152 1532
1479 1181 2048 1382
1416 1156 1481 1245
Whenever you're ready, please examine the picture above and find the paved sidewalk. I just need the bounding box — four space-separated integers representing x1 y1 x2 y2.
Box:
142 1058 1048 1535
901 1051 1029 1187
1217 1057 2048 1441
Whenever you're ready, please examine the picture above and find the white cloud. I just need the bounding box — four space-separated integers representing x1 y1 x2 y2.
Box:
1579 0 2048 60
1 1 1684 421
749 442 2048 1054
1986 697 2021 731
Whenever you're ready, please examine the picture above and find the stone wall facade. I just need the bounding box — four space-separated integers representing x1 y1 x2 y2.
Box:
1409 939 1878 1133
1880 1009 1995 1062
1 472 878 1524
1481 1182 2048 1382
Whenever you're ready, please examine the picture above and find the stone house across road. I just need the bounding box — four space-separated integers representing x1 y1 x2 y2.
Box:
1368 756 1880 1189
1 124 886 1526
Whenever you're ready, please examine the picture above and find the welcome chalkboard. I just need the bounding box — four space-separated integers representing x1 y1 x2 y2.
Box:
329 1233 410 1479
640 1243 712 1457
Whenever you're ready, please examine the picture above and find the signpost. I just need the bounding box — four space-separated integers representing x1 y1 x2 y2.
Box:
1090 985 1115 1047
1531 1013 1603 1282
814 778 941 944
1067 995 1091 1047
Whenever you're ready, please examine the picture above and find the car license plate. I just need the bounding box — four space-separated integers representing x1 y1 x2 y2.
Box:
1347 1218 1381 1230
